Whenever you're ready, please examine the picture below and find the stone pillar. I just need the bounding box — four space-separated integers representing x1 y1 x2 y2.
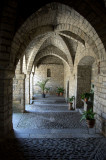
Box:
13 73 26 113
94 60 106 136
32 73 34 96
0 69 14 137
30 73 33 102
25 74 30 104
76 65 91 108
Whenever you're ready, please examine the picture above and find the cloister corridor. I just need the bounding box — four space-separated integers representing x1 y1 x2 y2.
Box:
1 95 106 159
0 0 106 159
12 95 101 139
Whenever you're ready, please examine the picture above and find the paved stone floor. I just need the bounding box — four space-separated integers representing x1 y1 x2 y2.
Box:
0 95 106 160
13 95 102 138
0 138 106 160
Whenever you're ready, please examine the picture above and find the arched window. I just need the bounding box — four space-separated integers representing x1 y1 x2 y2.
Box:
47 69 51 77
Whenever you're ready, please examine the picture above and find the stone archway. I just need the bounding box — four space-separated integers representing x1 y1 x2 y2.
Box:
76 56 95 108
11 3 106 73
0 2 106 137
10 2 105 136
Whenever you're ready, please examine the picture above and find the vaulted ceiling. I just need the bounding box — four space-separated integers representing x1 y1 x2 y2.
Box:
9 1 105 73
33 31 79 68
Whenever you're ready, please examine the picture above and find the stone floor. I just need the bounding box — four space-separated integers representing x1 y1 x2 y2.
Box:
0 138 106 160
13 95 102 138
0 95 106 160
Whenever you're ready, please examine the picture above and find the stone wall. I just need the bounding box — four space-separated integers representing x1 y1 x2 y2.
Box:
34 64 64 94
77 65 91 108
93 60 106 136
91 62 98 85
13 74 25 112
0 70 14 137
64 63 76 100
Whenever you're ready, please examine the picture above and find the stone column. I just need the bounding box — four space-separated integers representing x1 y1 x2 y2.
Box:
13 73 26 113
94 60 106 136
32 73 35 96
0 69 14 137
30 73 33 102
25 74 30 104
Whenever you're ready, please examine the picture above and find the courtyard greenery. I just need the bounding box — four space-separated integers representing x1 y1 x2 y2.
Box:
56 87 64 93
80 108 96 121
68 96 75 103
36 79 49 94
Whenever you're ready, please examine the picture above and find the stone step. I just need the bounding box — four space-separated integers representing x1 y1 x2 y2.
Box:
12 128 102 138
32 99 66 104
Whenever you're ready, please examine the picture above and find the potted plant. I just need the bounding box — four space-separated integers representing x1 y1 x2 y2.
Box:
45 87 50 94
81 92 90 102
57 87 64 96
36 79 49 98
80 108 96 128
68 96 75 110
56 90 60 96
59 87 64 96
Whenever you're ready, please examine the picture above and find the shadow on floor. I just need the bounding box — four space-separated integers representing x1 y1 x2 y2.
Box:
0 137 106 160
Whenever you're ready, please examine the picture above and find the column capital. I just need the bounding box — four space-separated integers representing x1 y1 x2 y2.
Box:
14 73 26 80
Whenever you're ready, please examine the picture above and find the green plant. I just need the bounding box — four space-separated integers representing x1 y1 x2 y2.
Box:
68 96 75 103
81 92 90 100
36 79 49 94
81 93 85 100
56 90 60 93
57 87 64 93
80 108 96 121
45 87 50 92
